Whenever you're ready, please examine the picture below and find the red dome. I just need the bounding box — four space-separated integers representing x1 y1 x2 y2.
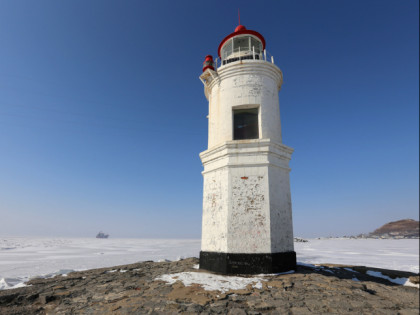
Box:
235 25 246 32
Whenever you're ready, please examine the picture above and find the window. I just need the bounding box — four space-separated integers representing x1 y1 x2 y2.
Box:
233 108 259 140
250 37 262 54
221 39 233 60
233 36 250 52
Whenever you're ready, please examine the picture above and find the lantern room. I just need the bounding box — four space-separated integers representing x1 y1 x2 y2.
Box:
202 55 215 72
218 25 266 65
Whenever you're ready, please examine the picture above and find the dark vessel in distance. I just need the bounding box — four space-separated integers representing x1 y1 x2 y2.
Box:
96 231 109 239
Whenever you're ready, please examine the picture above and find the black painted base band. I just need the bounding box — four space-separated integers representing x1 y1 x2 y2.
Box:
199 251 296 275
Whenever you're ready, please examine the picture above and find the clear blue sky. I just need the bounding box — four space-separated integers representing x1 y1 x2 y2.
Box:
0 0 418 238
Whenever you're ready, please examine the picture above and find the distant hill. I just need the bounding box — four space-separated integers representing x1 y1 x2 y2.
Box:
370 219 419 239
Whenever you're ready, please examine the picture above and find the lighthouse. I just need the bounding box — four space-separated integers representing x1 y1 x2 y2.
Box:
198 23 296 275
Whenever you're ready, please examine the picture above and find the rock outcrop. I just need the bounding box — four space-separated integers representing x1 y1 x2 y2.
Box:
370 219 419 239
0 258 418 314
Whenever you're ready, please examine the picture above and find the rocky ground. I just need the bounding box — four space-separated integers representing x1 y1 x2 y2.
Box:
0 258 419 315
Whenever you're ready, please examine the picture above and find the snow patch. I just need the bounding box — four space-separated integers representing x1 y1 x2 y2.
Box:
405 280 420 288
252 281 263 289
156 271 266 293
297 262 316 268
255 270 295 276
0 278 27 290
45 269 75 278
366 270 419 288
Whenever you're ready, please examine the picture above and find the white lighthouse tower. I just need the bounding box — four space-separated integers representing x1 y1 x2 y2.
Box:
198 23 296 274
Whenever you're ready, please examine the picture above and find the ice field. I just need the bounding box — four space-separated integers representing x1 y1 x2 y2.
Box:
0 237 418 290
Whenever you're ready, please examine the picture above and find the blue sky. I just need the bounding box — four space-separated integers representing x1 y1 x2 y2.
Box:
0 0 418 238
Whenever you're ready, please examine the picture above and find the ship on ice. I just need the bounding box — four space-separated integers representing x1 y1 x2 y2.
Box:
96 231 109 239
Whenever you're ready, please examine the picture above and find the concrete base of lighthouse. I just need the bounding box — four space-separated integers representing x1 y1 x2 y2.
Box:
199 139 296 275
199 251 296 274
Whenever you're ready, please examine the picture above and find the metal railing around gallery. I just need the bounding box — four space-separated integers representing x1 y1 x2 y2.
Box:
214 48 275 69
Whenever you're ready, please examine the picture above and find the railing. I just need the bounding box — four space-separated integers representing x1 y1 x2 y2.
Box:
214 49 275 69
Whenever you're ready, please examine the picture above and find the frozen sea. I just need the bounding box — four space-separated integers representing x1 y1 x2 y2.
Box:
0 237 418 290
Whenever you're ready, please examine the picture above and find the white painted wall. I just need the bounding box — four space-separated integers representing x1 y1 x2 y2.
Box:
200 59 294 254
206 61 283 149
201 168 229 252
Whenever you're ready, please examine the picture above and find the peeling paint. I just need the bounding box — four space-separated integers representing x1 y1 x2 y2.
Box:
200 61 293 255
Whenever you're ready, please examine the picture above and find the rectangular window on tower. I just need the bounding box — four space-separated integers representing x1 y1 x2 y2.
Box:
233 108 259 140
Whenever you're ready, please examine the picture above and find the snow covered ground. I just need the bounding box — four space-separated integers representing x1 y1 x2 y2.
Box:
0 237 418 290
295 238 419 273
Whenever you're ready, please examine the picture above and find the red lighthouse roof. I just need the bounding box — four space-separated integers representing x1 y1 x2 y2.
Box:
235 24 246 32
218 25 266 58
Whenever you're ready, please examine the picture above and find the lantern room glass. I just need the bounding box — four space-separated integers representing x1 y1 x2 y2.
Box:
221 35 263 61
